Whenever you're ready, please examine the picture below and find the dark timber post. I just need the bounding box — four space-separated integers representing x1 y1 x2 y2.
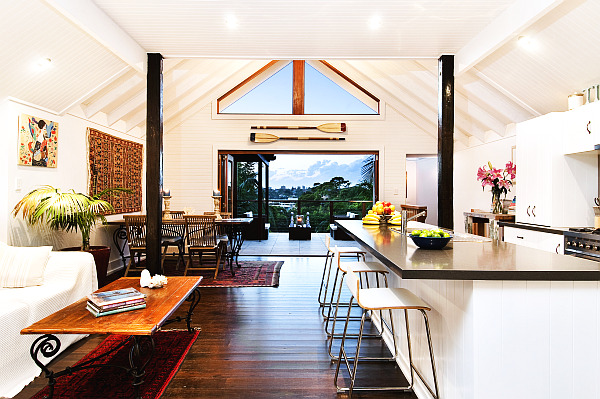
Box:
438 54 454 229
146 53 163 275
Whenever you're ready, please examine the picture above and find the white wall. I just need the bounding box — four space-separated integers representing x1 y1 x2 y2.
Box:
415 156 438 225
406 158 417 204
164 103 438 213
453 135 517 233
0 99 145 272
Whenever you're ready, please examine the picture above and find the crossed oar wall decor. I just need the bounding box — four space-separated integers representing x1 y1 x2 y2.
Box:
249 123 347 143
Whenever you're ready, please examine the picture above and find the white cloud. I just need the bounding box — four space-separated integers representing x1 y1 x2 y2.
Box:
269 155 367 188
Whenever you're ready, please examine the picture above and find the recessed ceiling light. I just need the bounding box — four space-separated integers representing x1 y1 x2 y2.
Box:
225 15 238 29
369 16 382 30
518 35 535 50
35 57 52 70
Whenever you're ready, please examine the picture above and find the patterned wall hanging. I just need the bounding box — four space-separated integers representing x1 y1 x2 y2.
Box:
88 128 143 214
18 114 58 167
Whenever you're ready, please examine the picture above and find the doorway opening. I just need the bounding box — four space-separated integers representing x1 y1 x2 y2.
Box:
218 150 379 239
406 155 438 225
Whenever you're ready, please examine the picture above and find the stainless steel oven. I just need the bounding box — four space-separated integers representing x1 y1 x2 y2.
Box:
564 228 600 261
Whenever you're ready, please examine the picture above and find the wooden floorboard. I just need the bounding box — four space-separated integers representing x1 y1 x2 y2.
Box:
15 256 417 399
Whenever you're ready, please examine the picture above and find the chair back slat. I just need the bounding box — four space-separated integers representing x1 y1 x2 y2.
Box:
162 211 185 238
124 215 147 248
184 215 218 248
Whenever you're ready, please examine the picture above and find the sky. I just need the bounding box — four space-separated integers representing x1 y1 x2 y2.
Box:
269 154 369 189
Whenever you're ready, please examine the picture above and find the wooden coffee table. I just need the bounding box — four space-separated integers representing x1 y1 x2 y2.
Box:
21 276 202 399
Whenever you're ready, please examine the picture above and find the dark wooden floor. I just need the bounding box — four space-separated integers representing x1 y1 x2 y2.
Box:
15 256 417 399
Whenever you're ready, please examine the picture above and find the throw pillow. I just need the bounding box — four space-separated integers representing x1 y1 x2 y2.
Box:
0 242 52 288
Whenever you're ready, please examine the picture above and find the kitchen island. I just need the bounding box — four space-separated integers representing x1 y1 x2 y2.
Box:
336 220 600 399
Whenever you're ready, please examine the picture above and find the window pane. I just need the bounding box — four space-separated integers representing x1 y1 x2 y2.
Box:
221 62 292 114
304 63 377 115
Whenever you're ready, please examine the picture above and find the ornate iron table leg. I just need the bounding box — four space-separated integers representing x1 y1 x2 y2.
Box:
113 224 129 269
162 286 202 332
30 333 137 398
31 334 61 398
129 336 155 399
231 226 245 267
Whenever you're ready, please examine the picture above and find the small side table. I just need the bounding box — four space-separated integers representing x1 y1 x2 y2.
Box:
289 226 311 240
464 210 515 240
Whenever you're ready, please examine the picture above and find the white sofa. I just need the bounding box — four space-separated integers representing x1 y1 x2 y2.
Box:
0 251 98 398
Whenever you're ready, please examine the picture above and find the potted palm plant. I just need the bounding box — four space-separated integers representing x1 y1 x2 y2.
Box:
13 185 131 286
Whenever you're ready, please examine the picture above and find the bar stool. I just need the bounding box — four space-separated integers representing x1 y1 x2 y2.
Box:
319 235 366 316
335 263 440 399
325 250 391 360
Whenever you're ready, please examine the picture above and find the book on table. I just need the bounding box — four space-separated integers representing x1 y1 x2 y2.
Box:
87 287 146 307
86 302 147 317
86 287 147 317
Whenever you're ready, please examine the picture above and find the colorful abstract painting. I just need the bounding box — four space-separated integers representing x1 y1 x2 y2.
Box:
18 114 58 167
88 128 143 214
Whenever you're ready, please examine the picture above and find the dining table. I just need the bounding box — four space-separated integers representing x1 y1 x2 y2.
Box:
106 216 253 271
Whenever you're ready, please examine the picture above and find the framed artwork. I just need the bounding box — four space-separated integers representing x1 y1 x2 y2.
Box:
88 128 143 214
18 114 58 167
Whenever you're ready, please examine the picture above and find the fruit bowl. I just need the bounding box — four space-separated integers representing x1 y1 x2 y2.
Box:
409 235 452 250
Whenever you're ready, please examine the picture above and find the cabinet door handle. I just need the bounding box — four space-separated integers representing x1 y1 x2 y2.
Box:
587 121 592 134
517 236 524 239
531 206 536 217
556 243 561 254
527 206 531 216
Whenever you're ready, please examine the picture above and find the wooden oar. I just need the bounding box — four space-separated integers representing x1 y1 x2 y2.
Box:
250 132 345 143
251 123 346 133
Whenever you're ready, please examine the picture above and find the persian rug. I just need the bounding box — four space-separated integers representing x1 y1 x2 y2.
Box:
31 330 199 399
163 259 284 287
88 127 143 214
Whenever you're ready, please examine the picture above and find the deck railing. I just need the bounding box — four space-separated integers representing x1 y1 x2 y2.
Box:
236 199 373 233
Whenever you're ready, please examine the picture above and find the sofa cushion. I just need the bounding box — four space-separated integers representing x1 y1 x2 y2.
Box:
0 242 52 288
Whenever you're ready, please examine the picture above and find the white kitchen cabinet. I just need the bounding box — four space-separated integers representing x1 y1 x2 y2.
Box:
563 101 600 155
516 108 597 227
515 112 562 226
504 226 564 254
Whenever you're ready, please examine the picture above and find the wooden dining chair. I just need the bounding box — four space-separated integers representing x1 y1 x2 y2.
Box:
124 215 148 276
183 215 224 278
162 211 186 271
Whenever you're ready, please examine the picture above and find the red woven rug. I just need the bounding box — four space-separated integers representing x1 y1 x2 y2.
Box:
164 260 284 287
32 330 198 399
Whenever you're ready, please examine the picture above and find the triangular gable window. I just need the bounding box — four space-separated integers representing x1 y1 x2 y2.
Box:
218 60 379 115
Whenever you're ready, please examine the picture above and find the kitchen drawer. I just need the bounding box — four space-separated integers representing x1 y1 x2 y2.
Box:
504 226 564 254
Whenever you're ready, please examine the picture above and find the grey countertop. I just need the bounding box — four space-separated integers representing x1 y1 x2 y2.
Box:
335 220 600 281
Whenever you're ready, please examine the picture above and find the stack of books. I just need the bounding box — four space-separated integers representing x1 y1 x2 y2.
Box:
86 287 147 317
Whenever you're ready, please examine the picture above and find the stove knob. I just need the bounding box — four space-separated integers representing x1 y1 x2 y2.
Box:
594 246 600 251
585 244 592 249
579 243 585 248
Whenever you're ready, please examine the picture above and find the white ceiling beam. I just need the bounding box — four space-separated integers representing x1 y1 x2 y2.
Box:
82 73 144 118
409 60 509 136
455 0 564 75
42 0 147 73
57 66 131 115
353 60 485 142
107 89 146 125
472 68 542 117
333 61 469 146
164 61 261 133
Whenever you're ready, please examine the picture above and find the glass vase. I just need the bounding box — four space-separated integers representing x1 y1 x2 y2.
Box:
492 192 503 214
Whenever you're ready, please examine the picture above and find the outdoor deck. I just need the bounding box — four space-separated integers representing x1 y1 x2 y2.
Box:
240 232 346 256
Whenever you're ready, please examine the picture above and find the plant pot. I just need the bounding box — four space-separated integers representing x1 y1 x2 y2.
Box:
62 246 111 288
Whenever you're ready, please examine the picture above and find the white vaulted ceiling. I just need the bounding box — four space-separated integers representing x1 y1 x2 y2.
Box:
1 0 599 147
